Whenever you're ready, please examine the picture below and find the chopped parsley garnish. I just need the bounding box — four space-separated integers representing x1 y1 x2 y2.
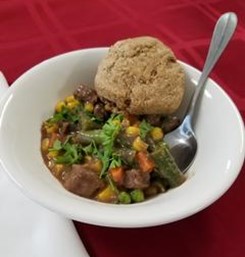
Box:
51 139 62 151
99 114 123 177
139 119 153 139
48 105 81 124
82 141 101 158
106 174 118 193
49 139 83 165
109 154 122 169
85 110 104 124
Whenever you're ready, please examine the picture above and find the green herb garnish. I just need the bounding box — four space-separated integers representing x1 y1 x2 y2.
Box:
106 174 118 193
49 139 83 165
82 141 102 158
85 110 104 124
48 105 81 124
99 114 123 177
139 119 153 139
50 139 62 151
109 154 122 169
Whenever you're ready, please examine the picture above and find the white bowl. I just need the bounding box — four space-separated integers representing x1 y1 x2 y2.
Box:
0 48 244 228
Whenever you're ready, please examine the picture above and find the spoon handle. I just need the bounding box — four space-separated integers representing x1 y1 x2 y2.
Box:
187 12 237 124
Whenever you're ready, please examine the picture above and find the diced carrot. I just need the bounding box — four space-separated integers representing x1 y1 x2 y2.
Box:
136 152 155 173
109 167 124 184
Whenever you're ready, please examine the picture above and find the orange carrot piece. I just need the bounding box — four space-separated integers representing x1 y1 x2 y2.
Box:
136 152 155 173
109 167 124 184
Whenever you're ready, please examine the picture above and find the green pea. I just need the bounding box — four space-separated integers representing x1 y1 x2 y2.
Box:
130 189 144 203
118 191 131 204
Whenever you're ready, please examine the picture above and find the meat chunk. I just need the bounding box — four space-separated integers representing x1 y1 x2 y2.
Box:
100 97 118 113
162 116 180 133
145 114 180 133
58 121 70 136
145 114 162 127
93 103 108 120
123 169 150 189
73 84 98 104
63 165 104 198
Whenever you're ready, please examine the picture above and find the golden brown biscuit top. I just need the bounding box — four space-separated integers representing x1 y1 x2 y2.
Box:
95 36 185 115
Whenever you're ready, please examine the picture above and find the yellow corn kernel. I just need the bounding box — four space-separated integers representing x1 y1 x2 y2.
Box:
91 159 102 173
41 138 50 152
132 136 148 152
97 186 116 202
48 160 55 169
67 101 79 110
65 95 75 103
151 127 164 141
125 126 140 137
55 101 66 112
47 150 59 159
46 124 58 134
112 120 121 126
53 164 64 176
84 155 93 162
84 102 94 112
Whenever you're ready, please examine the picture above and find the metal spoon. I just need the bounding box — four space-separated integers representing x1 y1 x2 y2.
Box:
164 12 238 173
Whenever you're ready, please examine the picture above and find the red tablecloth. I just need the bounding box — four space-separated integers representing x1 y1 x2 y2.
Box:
1 1 244 256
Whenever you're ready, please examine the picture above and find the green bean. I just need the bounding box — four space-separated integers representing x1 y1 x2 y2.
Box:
114 148 136 165
80 112 102 131
75 130 103 145
151 142 186 188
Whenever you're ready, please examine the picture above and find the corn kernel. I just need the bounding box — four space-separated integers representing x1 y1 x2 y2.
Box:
46 124 58 134
47 150 59 159
112 120 121 126
53 164 64 176
41 138 50 152
132 136 148 152
84 102 94 112
48 160 55 169
55 101 66 112
67 101 79 110
97 186 116 202
84 155 93 162
125 126 140 137
91 159 102 173
65 95 75 103
151 127 164 141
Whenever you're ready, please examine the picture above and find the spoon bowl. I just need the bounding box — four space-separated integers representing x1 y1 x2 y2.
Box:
165 12 238 172
164 117 197 172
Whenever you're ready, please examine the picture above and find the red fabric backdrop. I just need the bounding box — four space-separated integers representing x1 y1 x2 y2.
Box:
0 1 244 256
